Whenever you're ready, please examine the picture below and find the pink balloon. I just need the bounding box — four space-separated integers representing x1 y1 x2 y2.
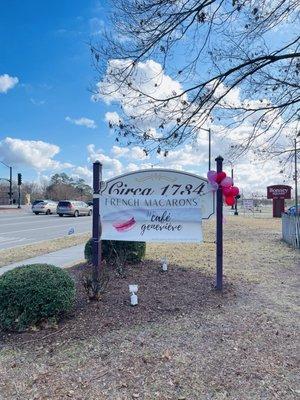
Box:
222 186 232 196
207 170 217 183
231 186 239 197
225 195 235 206
220 177 233 188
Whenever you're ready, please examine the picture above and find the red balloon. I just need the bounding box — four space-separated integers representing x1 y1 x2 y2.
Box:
222 186 232 196
231 186 239 197
225 195 235 206
216 171 226 184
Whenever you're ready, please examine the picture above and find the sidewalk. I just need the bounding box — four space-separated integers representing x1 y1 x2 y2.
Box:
0 205 31 213
0 244 85 276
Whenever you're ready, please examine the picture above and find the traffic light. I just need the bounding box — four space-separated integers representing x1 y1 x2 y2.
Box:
17 173 22 186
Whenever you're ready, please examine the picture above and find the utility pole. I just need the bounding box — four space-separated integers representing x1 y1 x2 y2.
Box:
295 137 298 215
0 161 13 204
200 127 212 170
208 128 211 171
228 161 235 210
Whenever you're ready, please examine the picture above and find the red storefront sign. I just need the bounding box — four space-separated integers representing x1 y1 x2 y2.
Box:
267 185 291 200
267 185 292 217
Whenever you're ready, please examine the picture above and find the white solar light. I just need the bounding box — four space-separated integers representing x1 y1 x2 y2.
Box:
161 257 168 272
129 284 138 306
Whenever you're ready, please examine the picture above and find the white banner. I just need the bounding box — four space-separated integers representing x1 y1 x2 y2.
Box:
100 169 214 243
101 195 202 242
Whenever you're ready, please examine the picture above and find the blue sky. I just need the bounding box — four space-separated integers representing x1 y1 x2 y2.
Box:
0 0 294 194
0 0 114 181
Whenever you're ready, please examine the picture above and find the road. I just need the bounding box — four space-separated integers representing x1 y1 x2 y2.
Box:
0 210 92 250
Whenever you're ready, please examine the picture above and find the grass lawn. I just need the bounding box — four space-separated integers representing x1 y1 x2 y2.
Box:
0 216 299 400
0 233 90 268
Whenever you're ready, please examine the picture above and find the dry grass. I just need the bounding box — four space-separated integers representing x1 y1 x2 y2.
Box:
0 217 299 400
0 233 90 268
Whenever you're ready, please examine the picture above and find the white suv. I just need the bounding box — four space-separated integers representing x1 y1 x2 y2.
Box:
32 200 58 215
56 201 92 217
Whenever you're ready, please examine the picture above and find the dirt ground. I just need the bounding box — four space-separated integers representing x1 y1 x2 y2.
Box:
0 216 299 400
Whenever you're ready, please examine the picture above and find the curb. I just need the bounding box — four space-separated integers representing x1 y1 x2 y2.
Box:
62 259 86 269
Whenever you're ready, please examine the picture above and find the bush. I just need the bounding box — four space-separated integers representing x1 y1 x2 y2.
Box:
0 264 75 331
85 239 146 265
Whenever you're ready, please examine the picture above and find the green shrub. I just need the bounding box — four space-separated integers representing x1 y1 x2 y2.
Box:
85 239 146 265
0 264 75 331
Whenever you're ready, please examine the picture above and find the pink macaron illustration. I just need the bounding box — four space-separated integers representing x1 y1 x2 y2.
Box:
112 216 136 232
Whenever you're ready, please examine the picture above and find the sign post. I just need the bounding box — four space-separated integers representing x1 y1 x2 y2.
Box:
215 156 224 290
92 161 102 282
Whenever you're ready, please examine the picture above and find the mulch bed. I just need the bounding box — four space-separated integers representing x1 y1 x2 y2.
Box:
0 260 236 348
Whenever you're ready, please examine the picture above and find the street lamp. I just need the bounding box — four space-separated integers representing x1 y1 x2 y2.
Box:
295 133 299 215
0 160 13 205
227 160 239 215
228 161 234 210
199 127 212 170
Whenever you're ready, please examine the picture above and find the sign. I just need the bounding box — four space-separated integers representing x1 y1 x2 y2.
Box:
267 185 291 199
243 199 254 211
100 169 214 243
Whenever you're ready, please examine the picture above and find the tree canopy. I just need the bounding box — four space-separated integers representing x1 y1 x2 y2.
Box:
92 0 300 168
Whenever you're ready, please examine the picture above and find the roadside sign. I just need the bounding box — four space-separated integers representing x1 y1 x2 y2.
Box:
243 199 254 212
100 169 214 243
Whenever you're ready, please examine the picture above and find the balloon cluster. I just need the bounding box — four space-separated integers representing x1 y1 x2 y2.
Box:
207 170 239 206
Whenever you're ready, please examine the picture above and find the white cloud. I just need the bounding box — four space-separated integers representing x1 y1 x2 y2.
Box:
66 116 97 129
87 144 123 177
111 145 147 161
72 166 93 180
105 111 122 126
111 145 129 157
233 160 286 196
125 163 139 172
3 136 287 196
0 74 19 93
93 59 187 133
0 137 73 171
38 174 51 186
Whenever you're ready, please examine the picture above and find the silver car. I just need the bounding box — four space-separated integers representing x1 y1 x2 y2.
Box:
32 200 58 215
57 200 92 217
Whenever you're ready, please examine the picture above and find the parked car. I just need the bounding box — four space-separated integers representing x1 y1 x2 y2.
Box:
32 199 44 206
32 200 58 215
56 201 92 217
286 205 300 216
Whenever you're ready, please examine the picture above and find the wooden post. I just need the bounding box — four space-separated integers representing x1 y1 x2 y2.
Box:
92 161 102 281
215 155 223 290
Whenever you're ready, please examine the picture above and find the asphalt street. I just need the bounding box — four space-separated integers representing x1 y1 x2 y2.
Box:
0 210 92 250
